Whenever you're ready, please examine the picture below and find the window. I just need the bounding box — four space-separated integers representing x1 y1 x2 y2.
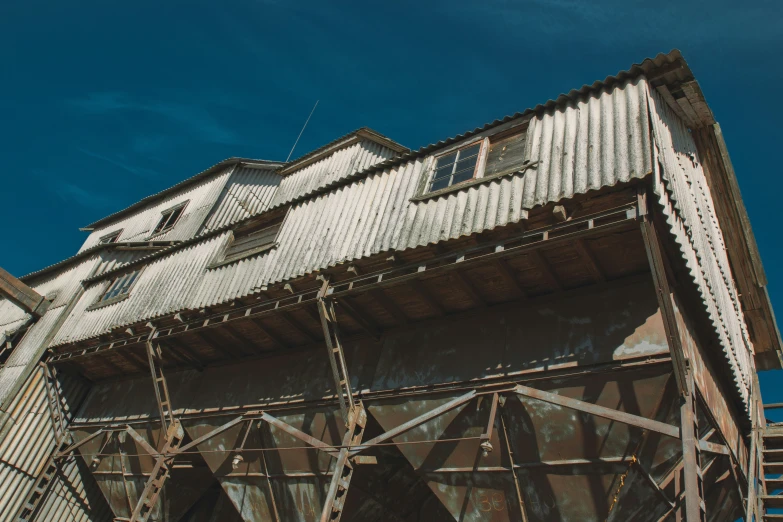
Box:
98 269 141 304
99 230 122 244
483 130 527 178
429 142 483 192
152 203 187 236
210 220 282 268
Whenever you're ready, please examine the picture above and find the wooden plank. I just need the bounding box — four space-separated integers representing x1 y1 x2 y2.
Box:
370 289 410 325
406 279 446 316
573 239 606 283
0 266 46 316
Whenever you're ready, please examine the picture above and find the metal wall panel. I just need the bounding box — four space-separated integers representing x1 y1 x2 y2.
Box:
33 456 113 522
648 89 754 405
270 139 400 207
77 167 234 253
48 78 654 348
0 365 91 521
201 166 281 232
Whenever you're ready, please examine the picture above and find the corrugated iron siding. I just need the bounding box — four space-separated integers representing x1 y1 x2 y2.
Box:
34 456 113 522
0 366 92 521
201 166 281 232
0 305 67 402
77 167 234 253
270 139 400 207
649 90 754 404
49 77 653 347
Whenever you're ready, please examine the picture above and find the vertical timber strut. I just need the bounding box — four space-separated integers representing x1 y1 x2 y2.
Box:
129 339 184 522
316 275 364 522
638 187 707 522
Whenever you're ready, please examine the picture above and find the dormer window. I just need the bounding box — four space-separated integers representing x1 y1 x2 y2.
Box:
429 142 483 192
99 230 122 244
152 202 187 236
208 214 285 268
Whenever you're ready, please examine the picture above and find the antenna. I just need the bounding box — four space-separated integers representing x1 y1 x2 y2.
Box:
286 100 319 162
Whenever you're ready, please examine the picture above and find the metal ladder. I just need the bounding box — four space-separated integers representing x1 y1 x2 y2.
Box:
128 421 184 522
317 278 355 426
320 406 366 522
759 423 783 520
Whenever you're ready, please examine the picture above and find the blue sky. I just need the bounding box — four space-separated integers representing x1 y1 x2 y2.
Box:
2 3 783 377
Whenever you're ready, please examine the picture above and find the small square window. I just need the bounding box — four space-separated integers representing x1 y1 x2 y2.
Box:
152 203 187 236
98 269 141 303
99 230 122 244
428 142 482 193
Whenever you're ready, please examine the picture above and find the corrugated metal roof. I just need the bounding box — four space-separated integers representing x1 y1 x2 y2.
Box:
649 89 753 404
49 76 653 347
77 166 235 253
81 158 283 231
271 139 401 208
201 165 281 232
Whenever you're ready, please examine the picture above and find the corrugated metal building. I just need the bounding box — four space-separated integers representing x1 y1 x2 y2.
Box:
0 50 779 522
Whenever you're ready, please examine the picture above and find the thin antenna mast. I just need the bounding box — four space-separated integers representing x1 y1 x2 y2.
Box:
286 100 319 162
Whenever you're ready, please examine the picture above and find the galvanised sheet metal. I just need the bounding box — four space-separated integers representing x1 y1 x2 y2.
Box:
77 166 234 253
34 456 113 522
0 305 67 403
649 89 754 406
201 166 281 232
0 365 91 521
270 139 400 208
49 79 654 348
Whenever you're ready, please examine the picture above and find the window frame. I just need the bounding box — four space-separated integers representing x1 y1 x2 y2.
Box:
99 229 123 244
412 123 532 202
87 267 144 310
427 139 487 194
148 201 188 238
207 213 286 269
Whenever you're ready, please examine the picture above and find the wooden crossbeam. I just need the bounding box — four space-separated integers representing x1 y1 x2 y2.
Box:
259 412 340 458
0 266 47 316
370 289 409 325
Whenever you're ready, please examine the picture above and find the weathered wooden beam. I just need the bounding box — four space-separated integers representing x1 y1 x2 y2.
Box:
278 312 318 343
530 250 562 290
491 258 527 299
452 271 486 307
248 318 289 350
573 238 606 283
0 266 47 316
194 330 242 359
336 297 381 341
162 338 205 372
370 289 409 325
406 279 446 316
221 324 260 356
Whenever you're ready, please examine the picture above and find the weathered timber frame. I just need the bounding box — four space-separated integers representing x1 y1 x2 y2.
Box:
48 202 639 366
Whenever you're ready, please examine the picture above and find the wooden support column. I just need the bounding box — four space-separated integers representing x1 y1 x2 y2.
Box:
680 373 707 522
0 266 48 317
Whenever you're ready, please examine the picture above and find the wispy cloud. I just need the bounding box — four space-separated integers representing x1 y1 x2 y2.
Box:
53 181 113 210
69 92 240 145
77 147 161 180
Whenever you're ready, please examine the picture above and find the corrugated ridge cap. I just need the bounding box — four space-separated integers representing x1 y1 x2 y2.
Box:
81 158 284 231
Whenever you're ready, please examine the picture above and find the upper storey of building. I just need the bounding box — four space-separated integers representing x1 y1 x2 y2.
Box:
0 51 779 414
